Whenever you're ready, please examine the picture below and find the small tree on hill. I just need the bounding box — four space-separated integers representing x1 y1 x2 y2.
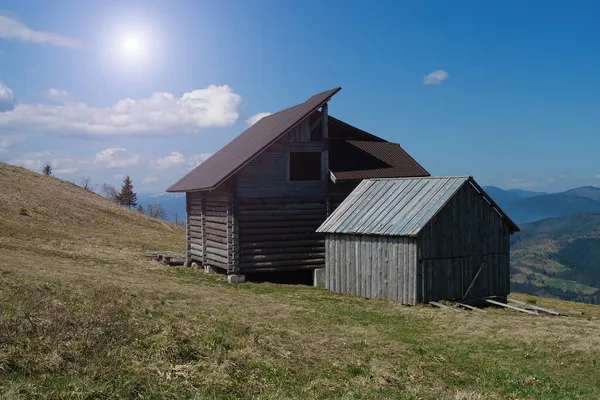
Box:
136 204 145 213
116 176 138 209
80 176 96 192
42 164 53 176
145 201 166 220
101 183 119 203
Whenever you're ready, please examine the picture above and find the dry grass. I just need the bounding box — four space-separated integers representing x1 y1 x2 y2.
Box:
1 162 600 399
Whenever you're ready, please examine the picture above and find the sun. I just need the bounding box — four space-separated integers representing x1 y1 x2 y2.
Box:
121 35 144 57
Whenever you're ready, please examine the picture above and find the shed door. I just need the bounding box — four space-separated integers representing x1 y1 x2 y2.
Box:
421 257 486 302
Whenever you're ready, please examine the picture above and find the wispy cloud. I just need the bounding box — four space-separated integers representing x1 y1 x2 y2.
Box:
0 83 242 136
143 176 158 184
246 112 272 127
0 82 17 111
423 69 449 85
153 151 212 170
94 147 141 168
0 15 81 47
42 88 73 103
8 151 79 174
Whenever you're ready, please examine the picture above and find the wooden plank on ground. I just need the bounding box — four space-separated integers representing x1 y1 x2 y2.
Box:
454 302 487 313
507 298 561 316
430 301 453 310
483 298 538 315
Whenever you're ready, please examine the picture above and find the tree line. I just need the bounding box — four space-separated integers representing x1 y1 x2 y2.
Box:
42 163 170 222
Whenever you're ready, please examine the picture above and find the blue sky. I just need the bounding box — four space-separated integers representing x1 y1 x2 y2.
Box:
1 0 600 193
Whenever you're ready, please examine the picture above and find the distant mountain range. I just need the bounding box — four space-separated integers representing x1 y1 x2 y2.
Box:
143 184 600 225
511 213 600 304
484 185 600 224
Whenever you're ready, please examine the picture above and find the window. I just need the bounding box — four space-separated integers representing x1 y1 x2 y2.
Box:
289 152 322 181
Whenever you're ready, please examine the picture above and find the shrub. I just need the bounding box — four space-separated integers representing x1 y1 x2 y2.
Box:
525 297 538 305
18 207 28 216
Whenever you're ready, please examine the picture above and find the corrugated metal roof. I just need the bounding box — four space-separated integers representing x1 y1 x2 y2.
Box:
167 87 341 192
317 176 519 236
329 141 429 181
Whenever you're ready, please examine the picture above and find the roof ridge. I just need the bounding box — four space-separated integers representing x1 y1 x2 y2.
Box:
366 175 471 182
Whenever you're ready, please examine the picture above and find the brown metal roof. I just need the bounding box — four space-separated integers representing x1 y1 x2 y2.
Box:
167 87 342 192
330 140 429 182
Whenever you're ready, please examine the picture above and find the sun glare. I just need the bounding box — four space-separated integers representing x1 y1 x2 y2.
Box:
121 35 144 58
103 19 160 77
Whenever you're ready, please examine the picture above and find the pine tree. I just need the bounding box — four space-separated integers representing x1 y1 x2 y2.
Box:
116 176 138 209
42 164 53 176
136 204 145 213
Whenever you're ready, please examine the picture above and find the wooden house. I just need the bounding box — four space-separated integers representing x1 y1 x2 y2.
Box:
167 87 429 280
316 176 519 305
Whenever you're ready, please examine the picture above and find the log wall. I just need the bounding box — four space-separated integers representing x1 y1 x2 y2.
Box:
237 197 327 273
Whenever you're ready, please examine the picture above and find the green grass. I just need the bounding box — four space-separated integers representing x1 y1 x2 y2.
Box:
2 162 600 399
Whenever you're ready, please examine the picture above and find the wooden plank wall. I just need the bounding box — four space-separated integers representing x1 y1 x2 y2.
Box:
237 197 327 273
417 182 511 302
187 192 203 263
186 181 234 272
325 234 419 305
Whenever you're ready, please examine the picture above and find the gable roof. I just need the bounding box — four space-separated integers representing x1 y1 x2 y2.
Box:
167 87 341 192
316 176 519 236
329 140 429 182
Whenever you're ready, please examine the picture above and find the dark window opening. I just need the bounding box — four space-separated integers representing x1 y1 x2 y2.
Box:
289 152 322 181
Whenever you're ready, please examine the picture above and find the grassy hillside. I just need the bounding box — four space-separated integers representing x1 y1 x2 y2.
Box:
511 213 600 303
2 163 600 399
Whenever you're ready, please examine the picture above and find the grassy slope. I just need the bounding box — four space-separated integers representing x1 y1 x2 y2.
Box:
2 163 600 399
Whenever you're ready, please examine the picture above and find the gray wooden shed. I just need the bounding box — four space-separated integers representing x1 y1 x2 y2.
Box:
316 176 519 305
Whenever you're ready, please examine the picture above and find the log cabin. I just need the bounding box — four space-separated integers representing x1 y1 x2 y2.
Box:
167 87 429 281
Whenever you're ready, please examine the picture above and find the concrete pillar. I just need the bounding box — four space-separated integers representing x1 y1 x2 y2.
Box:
204 264 217 274
313 268 326 287
227 274 246 283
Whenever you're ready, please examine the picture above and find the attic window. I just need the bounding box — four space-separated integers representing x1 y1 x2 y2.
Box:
289 152 322 181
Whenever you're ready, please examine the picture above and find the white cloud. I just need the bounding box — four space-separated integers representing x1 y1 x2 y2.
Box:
94 146 141 168
423 69 449 85
143 175 158 184
154 151 212 170
0 15 81 47
0 82 17 111
0 135 22 151
0 84 242 137
42 88 72 103
246 112 272 127
8 151 78 174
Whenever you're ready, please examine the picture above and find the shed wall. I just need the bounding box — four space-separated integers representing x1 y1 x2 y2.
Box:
325 234 418 305
417 182 511 302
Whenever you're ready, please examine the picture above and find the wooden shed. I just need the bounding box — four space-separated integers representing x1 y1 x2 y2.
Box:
316 176 519 305
166 87 429 279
